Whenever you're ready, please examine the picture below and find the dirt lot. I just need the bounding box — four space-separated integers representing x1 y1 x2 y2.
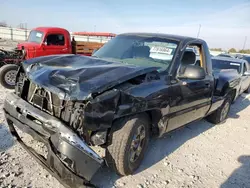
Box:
0 85 250 188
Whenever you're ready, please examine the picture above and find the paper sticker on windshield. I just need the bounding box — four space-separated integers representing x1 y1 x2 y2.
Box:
36 33 42 37
150 46 173 54
230 63 240 66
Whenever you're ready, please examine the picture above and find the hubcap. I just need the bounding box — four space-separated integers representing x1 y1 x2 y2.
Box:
129 125 146 163
220 101 230 121
4 70 17 86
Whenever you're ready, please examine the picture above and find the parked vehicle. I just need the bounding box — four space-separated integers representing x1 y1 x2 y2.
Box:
0 27 115 89
217 53 235 58
4 33 240 188
236 54 250 64
212 56 250 94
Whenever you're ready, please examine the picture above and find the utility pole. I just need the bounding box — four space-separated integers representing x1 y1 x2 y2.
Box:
243 36 247 50
197 24 201 38
25 23 28 40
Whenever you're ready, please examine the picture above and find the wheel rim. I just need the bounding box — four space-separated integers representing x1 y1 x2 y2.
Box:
129 125 146 163
4 70 17 86
220 101 230 121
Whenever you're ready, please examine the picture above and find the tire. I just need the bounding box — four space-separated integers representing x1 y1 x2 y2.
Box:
206 94 232 124
105 114 150 176
0 64 19 89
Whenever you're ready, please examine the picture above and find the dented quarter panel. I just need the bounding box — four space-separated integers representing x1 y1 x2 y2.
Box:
83 89 120 130
119 79 171 115
83 79 171 131
213 69 241 96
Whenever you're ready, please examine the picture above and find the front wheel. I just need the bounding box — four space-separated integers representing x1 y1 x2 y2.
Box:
105 114 150 176
0 64 19 89
206 94 232 124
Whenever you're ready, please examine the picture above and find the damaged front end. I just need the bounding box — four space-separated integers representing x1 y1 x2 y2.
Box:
4 93 103 188
4 54 162 187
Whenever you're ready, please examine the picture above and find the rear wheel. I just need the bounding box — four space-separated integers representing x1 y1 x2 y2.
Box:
206 94 232 124
0 64 19 89
105 114 150 176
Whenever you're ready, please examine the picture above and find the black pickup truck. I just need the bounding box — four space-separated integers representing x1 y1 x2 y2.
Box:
3 33 240 188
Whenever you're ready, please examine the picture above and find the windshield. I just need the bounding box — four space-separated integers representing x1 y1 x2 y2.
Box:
93 35 179 72
212 59 242 73
27 30 44 43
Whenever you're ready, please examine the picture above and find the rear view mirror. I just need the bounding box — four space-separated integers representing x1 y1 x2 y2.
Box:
178 65 206 80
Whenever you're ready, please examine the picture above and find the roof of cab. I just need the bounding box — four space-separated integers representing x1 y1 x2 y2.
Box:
212 56 248 64
32 27 69 33
119 32 202 42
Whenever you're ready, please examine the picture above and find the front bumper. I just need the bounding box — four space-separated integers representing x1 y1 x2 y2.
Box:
3 93 104 188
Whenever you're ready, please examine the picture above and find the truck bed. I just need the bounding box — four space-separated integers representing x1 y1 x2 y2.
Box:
72 41 104 55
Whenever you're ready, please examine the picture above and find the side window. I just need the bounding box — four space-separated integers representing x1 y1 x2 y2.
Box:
178 44 205 74
181 44 203 67
178 44 207 78
45 34 65 46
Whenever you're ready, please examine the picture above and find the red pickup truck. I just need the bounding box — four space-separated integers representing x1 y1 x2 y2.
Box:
0 27 115 89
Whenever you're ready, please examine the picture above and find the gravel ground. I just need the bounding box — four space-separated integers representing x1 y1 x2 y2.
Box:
0 41 250 188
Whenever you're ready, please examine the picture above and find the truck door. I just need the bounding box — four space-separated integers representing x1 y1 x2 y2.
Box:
166 44 213 132
42 33 68 56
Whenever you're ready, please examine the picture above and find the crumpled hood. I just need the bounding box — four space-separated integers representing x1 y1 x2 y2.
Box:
22 54 160 100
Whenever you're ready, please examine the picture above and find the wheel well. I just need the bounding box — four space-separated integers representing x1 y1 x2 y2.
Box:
113 112 152 128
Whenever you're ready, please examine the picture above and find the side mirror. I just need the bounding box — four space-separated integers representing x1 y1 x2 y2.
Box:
178 64 206 80
243 71 250 76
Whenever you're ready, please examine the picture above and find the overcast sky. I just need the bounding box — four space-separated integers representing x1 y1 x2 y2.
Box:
1 0 250 50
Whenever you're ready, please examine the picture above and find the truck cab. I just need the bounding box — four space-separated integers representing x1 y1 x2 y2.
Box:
17 27 72 59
